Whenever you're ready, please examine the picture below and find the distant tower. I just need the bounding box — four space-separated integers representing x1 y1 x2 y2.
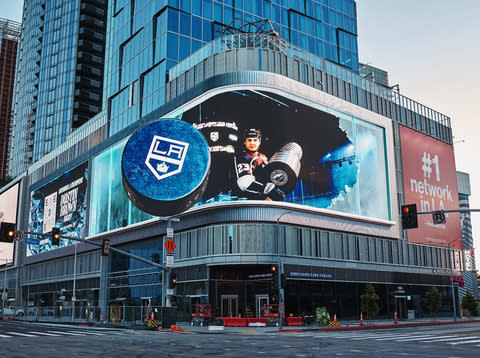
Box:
8 0 107 177
0 18 21 180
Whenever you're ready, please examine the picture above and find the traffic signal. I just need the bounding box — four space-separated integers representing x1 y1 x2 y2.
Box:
0 222 15 243
170 295 177 306
102 239 110 256
51 227 61 246
401 204 418 229
281 273 287 288
169 272 177 289
271 265 278 290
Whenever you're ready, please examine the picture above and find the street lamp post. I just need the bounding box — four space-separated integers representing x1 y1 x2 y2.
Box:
276 211 292 329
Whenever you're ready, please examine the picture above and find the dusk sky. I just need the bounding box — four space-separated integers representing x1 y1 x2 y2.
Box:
2 0 480 267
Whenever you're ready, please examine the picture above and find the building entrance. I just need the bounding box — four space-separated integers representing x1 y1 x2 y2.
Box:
221 294 238 317
256 294 269 317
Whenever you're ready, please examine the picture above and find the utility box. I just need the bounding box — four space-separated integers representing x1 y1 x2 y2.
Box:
161 307 177 328
408 310 415 320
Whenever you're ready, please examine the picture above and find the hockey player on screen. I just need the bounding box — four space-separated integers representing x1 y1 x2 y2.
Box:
234 128 285 201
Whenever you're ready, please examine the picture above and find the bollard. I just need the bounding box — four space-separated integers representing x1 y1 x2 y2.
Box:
394 312 398 324
334 314 337 323
360 312 363 326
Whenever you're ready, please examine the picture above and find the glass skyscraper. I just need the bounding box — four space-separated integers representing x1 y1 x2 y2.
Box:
9 0 107 177
0 19 21 180
105 0 358 137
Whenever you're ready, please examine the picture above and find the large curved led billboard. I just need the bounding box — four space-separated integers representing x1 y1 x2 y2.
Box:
90 88 391 236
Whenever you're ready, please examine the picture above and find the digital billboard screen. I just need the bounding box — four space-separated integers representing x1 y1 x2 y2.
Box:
0 183 19 262
90 88 391 236
182 89 390 220
400 125 462 249
27 162 88 255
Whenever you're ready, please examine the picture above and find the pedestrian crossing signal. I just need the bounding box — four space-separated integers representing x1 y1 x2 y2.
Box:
102 239 110 256
401 204 418 229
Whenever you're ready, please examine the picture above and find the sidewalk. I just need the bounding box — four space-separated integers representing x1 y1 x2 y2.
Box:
174 316 480 334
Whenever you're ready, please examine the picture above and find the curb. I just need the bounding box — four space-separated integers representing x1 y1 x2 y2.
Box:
279 319 479 332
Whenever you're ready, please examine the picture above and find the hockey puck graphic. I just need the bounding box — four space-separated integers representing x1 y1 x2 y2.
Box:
122 119 210 216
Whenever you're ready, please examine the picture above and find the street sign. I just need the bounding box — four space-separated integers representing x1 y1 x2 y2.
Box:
165 238 176 253
432 210 446 224
1 292 7 300
166 255 174 267
23 237 40 245
13 231 24 241
167 227 174 237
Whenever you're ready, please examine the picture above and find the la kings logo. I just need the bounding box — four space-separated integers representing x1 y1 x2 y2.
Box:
145 135 189 180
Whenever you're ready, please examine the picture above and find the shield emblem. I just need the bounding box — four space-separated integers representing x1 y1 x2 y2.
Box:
145 135 189 180
210 131 219 142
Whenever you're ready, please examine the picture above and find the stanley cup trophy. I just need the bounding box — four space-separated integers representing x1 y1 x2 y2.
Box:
266 142 303 194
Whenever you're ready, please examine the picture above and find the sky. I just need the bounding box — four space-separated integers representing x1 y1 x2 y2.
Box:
2 0 480 268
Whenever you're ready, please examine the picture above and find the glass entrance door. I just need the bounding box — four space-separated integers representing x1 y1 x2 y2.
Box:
256 294 269 317
221 295 238 317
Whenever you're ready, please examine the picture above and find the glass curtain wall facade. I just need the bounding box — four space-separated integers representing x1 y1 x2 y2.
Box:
0 19 21 179
9 0 107 178
105 0 358 135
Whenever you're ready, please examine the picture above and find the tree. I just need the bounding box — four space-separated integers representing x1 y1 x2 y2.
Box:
425 286 442 317
461 290 479 316
360 283 379 323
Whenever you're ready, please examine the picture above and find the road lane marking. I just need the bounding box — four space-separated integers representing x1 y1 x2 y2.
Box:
0 334 11 338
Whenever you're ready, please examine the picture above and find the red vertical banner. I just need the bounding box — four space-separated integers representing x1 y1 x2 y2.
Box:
399 126 462 249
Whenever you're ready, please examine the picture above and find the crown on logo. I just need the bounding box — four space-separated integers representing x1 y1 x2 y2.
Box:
157 162 169 173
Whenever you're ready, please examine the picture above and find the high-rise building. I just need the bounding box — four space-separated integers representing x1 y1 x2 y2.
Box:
8 0 107 177
0 19 21 180
2 0 475 324
104 0 359 136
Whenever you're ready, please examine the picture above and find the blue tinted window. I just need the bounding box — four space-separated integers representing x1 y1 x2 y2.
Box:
192 16 202 39
192 39 202 53
203 19 212 41
214 3 223 22
224 6 233 24
192 0 202 16
244 0 253 13
168 9 179 32
203 0 213 20
179 35 191 60
180 12 191 35
180 0 191 12
167 32 178 60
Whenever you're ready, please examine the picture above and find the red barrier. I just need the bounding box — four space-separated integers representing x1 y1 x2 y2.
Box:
286 317 303 326
221 317 248 327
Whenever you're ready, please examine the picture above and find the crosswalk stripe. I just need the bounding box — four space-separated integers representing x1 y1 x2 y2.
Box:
395 335 440 342
449 339 480 345
47 330 85 336
67 330 105 336
28 331 62 336
425 336 475 343
8 332 37 337
375 334 432 341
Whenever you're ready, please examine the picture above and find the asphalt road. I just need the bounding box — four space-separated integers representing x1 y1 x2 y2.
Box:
0 320 479 357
